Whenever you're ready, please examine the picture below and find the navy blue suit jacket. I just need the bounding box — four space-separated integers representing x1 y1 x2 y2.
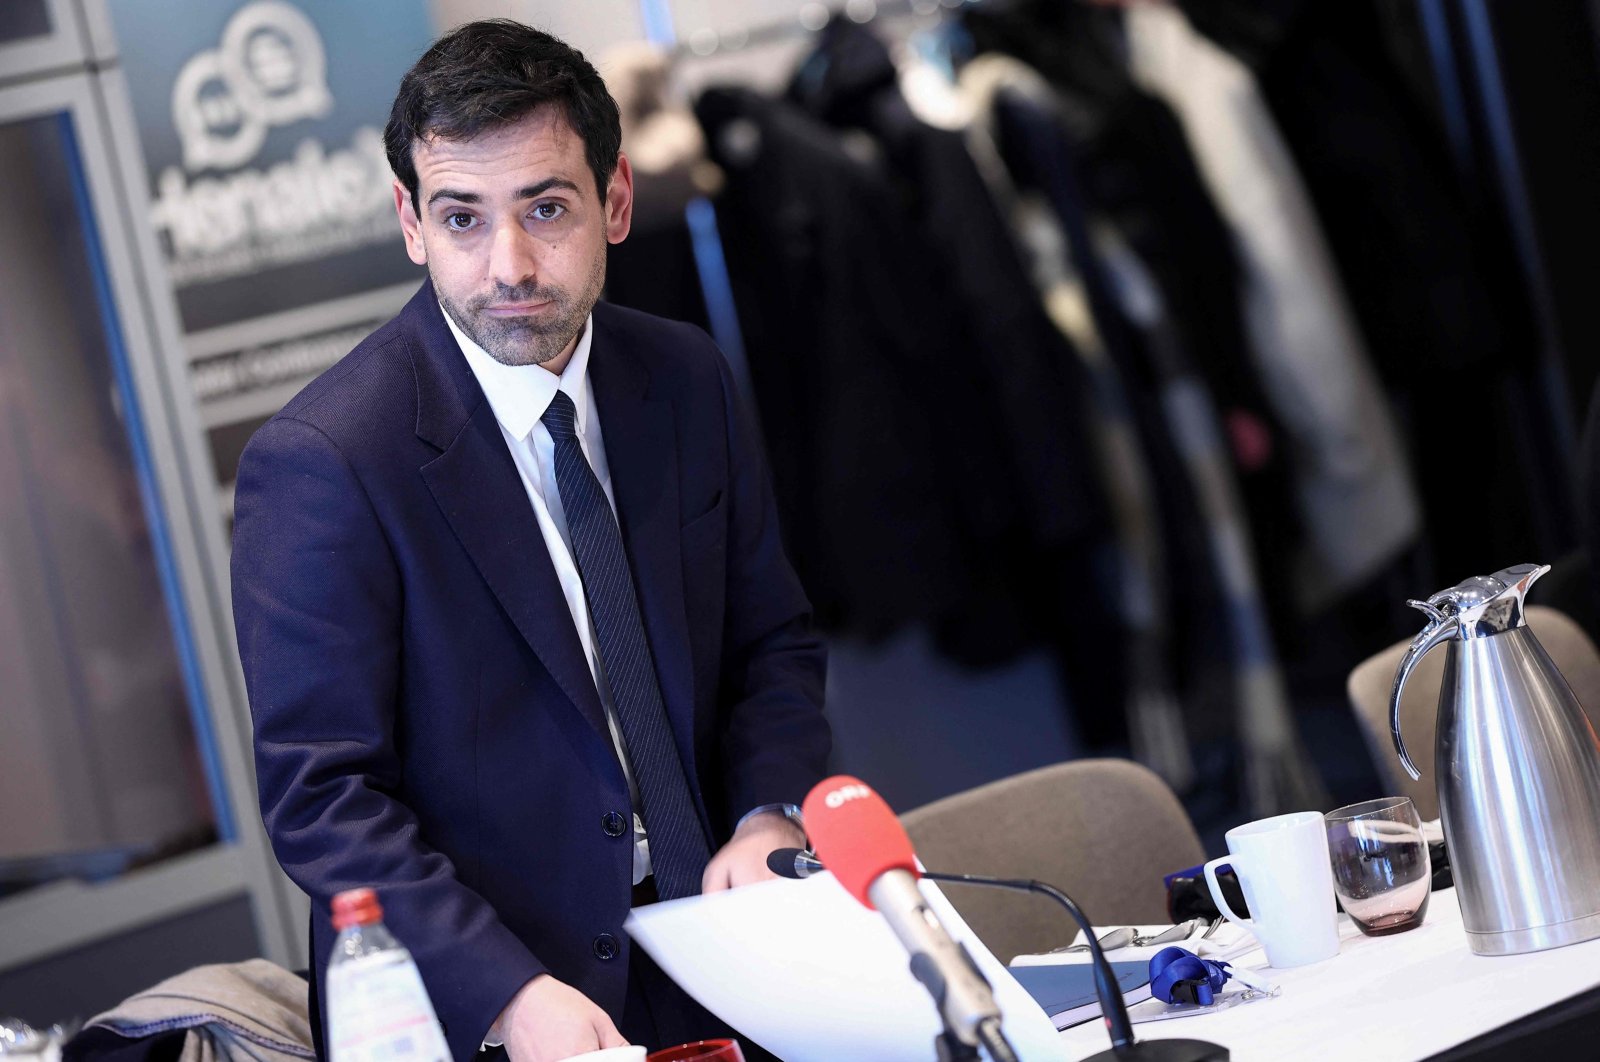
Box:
231 281 830 1060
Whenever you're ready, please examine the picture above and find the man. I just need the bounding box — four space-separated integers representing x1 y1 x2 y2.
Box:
231 20 830 1062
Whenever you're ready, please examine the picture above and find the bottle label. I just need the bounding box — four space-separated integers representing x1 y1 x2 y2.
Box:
327 953 451 1062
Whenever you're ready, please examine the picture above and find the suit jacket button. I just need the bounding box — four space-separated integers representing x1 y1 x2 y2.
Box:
593 933 619 961
602 811 628 838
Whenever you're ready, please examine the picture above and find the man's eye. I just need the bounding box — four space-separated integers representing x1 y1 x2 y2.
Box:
532 202 566 222
445 212 475 231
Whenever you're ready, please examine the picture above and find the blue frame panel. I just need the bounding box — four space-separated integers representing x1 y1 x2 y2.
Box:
58 110 236 842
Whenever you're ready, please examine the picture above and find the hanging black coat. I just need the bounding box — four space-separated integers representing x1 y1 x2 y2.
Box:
784 23 1135 738
695 86 1009 645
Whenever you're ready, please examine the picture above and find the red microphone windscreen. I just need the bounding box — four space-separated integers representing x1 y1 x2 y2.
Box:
802 775 919 909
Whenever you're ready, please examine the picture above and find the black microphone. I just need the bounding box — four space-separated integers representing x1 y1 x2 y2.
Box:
766 847 824 879
778 836 1229 1061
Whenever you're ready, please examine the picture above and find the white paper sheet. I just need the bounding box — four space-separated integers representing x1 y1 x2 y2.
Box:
625 872 1066 1061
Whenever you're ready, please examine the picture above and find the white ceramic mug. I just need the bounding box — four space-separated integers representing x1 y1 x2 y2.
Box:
1203 810 1341 969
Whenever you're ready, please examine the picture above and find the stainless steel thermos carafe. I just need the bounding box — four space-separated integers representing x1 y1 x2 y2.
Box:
1390 563 1600 955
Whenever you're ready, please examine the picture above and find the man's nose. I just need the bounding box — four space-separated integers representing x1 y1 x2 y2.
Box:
487 219 539 289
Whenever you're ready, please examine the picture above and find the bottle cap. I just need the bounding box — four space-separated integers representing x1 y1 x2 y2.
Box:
331 887 383 930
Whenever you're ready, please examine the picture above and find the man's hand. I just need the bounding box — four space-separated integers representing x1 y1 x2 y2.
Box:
702 810 807 893
495 973 627 1062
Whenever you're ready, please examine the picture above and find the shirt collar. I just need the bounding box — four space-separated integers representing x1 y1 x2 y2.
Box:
442 303 595 441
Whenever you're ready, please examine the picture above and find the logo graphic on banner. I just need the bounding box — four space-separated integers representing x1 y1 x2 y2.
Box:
150 0 392 289
117 0 429 313
108 0 430 490
172 1 332 172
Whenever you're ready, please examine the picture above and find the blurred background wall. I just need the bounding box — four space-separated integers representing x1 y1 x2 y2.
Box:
3 0 1600 1029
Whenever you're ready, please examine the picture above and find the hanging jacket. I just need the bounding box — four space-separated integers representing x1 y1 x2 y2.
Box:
694 86 992 643
787 21 1109 556
1180 0 1558 583
957 0 1305 645
783 22 1132 739
956 47 1326 811
957 54 1193 785
1125 2 1421 605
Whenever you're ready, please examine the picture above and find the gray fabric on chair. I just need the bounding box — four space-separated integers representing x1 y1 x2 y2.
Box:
899 759 1206 963
1347 604 1600 820
74 959 312 1062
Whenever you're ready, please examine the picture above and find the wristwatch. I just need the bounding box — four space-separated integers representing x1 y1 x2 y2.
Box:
737 802 805 835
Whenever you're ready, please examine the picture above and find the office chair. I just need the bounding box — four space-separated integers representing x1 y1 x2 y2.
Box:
900 759 1206 962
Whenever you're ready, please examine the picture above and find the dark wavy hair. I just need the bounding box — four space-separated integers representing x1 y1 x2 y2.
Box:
384 20 622 214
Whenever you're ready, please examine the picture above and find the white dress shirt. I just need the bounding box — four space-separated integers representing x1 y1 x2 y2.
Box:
442 306 652 886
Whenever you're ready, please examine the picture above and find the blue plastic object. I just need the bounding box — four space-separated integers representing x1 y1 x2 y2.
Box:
1149 946 1233 1006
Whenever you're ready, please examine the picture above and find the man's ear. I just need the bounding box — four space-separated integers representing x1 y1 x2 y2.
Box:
394 179 427 265
604 153 635 246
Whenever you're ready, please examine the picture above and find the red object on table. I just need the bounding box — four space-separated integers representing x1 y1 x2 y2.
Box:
646 1039 745 1062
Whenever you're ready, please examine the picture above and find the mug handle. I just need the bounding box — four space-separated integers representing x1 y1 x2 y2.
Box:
1203 855 1252 931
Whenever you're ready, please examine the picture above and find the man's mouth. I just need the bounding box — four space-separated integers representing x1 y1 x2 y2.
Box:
482 300 552 317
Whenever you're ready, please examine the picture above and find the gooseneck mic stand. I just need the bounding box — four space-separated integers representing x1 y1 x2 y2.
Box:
867 868 1021 1062
931 1018 1010 1062
919 870 1229 1062
933 1016 1015 1062
928 1003 1016 1062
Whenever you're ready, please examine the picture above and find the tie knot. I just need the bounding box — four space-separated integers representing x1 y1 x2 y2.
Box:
542 389 578 440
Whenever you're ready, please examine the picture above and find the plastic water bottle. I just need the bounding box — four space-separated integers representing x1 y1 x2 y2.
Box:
325 888 450 1062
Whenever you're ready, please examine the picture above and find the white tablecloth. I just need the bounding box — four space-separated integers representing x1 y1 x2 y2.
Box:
1057 888 1600 1061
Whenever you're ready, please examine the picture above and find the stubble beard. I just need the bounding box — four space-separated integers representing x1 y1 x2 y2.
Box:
439 253 606 368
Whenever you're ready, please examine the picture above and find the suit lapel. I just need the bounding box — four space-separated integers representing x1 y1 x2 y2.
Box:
407 283 609 741
589 310 699 781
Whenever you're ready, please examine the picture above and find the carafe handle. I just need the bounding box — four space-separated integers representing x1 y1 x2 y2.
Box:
1390 601 1457 781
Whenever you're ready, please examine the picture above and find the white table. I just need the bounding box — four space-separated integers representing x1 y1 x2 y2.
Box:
1055 888 1600 1061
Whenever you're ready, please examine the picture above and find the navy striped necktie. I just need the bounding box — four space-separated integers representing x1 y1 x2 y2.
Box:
541 390 712 900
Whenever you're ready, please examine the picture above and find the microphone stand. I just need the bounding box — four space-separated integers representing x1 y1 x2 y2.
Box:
876 875 1021 1062
920 871 1229 1061
933 1017 1015 1062
772 849 1023 1062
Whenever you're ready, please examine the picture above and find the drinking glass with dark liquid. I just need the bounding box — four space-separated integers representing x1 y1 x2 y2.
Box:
1325 796 1432 936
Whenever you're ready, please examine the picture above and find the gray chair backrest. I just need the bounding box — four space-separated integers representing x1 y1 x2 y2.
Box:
899 759 1205 964
1346 604 1600 820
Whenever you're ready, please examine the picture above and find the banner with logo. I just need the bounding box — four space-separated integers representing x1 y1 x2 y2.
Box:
106 0 433 500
